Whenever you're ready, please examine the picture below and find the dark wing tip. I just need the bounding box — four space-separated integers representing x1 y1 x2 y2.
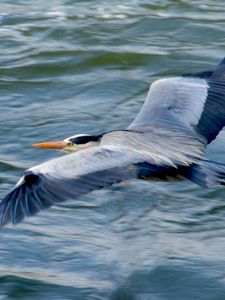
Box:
0 173 57 227
0 183 26 226
183 57 225 144
184 57 225 79
219 57 225 65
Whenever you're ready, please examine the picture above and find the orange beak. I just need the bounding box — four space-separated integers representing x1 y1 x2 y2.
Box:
32 140 68 150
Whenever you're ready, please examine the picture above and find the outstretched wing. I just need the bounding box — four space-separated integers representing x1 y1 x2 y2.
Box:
0 146 155 226
0 123 207 227
130 58 225 144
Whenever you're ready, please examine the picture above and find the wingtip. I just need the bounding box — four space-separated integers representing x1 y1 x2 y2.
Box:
0 172 59 227
219 57 225 65
0 183 27 227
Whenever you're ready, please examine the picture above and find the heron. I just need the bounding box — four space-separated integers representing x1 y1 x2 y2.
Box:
1 58 225 226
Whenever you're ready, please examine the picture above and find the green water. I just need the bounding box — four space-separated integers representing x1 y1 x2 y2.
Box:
1 0 225 299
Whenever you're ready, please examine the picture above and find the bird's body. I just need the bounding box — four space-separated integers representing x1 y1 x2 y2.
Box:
2 58 225 226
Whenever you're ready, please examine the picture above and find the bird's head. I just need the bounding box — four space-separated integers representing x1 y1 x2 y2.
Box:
32 134 102 153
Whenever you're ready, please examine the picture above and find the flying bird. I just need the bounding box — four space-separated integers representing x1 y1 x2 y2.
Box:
1 58 225 226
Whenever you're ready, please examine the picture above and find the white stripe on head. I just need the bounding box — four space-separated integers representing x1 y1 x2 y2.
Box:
64 134 90 142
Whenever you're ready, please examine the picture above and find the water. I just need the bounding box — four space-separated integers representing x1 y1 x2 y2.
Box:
1 0 225 299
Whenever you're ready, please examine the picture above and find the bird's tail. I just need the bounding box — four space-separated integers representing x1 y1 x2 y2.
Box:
184 160 225 188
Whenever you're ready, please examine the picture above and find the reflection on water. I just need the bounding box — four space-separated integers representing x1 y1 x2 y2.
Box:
1 0 225 299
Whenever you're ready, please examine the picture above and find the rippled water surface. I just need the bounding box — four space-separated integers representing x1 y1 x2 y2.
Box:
1 1 225 299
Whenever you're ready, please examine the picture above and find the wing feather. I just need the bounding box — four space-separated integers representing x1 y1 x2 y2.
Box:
0 147 141 226
3 59 225 226
3 141 196 226
130 58 225 144
130 77 208 128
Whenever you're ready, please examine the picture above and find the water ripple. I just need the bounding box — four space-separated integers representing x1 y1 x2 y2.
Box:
1 0 225 299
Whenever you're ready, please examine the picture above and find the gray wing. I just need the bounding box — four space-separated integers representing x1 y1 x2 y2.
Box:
101 128 205 168
130 58 225 144
0 146 155 226
0 124 206 226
